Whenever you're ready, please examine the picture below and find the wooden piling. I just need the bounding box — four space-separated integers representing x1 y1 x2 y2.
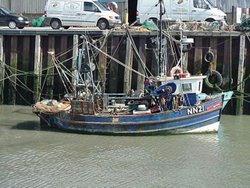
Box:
57 36 69 98
209 38 218 70
236 35 246 115
9 36 18 105
21 36 31 103
182 51 189 73
193 38 203 75
222 37 232 89
98 41 108 92
34 35 42 102
46 36 55 99
148 44 158 77
0 29 248 114
108 36 120 92
60 36 68 61
123 36 133 93
0 35 4 104
137 37 146 92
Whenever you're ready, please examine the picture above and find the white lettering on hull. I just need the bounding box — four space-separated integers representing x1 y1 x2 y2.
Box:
187 106 205 115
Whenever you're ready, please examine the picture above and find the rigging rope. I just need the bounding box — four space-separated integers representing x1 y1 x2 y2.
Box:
126 27 152 77
87 40 148 79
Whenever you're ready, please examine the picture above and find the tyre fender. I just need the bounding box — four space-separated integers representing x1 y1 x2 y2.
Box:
204 51 214 63
205 70 223 88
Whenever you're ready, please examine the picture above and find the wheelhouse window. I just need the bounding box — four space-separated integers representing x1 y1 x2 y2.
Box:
84 2 99 12
182 83 192 92
198 81 202 92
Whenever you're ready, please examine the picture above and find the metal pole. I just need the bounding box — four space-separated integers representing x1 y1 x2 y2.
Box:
158 0 163 76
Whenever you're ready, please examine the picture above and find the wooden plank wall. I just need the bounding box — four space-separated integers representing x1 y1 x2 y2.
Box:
0 33 249 115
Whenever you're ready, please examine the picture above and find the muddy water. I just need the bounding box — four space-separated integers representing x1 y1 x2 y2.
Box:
1 105 250 187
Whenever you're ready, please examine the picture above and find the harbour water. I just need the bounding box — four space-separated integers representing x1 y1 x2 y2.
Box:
0 105 250 188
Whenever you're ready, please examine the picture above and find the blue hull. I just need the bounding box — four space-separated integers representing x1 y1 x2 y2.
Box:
37 96 223 135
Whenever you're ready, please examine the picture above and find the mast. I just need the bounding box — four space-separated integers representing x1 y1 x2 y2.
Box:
158 0 163 76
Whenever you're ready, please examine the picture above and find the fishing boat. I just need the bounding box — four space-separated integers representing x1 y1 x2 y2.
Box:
32 0 232 135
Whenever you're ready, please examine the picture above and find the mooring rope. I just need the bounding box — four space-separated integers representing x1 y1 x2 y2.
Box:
232 93 250 104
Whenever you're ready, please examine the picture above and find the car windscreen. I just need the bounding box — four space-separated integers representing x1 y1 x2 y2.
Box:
94 1 109 11
0 7 11 14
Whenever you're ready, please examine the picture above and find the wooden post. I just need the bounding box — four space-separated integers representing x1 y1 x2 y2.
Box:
236 35 246 115
71 35 79 88
108 36 119 93
222 37 232 89
98 42 107 92
123 36 133 93
137 37 146 92
182 52 189 73
22 36 30 101
34 35 43 102
193 38 203 75
46 36 55 99
58 36 69 97
60 36 68 62
209 38 217 70
9 36 18 104
0 35 4 104
22 36 30 75
150 46 158 77
72 35 79 69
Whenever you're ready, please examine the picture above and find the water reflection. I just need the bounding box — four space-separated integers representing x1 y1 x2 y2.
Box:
12 121 40 130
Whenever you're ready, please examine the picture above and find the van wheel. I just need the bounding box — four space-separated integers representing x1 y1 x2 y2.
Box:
205 18 215 22
50 19 61 29
63 26 70 29
149 18 158 25
18 26 24 29
8 21 17 29
97 19 109 30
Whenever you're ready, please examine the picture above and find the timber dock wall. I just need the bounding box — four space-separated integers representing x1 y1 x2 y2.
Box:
0 28 249 115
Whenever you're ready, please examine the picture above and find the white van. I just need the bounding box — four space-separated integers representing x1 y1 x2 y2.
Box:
44 0 121 30
137 0 226 24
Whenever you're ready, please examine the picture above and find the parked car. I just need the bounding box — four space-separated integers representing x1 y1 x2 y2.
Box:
0 7 29 29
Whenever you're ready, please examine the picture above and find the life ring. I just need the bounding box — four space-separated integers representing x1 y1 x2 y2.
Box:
179 72 190 78
170 66 183 77
204 51 214 63
205 70 223 88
